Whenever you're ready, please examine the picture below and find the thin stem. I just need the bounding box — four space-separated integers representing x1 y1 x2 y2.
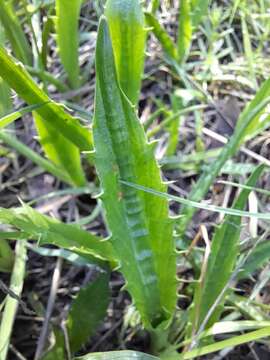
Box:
0 241 27 360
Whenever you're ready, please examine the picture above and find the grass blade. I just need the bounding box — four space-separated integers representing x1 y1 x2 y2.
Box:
0 0 32 65
192 165 265 335
33 112 86 186
75 351 159 360
0 130 73 184
145 12 178 61
93 18 177 328
0 240 27 360
180 327 270 359
55 0 82 88
0 24 12 118
177 78 270 237
106 0 146 105
0 103 48 129
177 0 193 63
239 240 270 279
120 180 270 220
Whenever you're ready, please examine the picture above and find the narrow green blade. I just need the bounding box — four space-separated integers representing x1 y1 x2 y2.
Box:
106 0 146 105
177 0 193 63
0 0 32 65
193 165 264 333
76 351 159 360
177 78 270 237
55 0 82 88
145 12 178 61
34 112 86 186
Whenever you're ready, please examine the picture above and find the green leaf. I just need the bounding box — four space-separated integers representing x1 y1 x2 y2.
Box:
93 18 177 328
41 328 66 360
0 23 12 118
0 46 92 152
0 103 47 129
55 0 82 88
180 327 270 360
106 0 146 105
0 130 73 184
0 205 116 263
192 165 265 333
0 102 82 185
33 112 86 186
177 0 193 63
67 272 110 353
0 0 32 65
239 241 270 279
120 180 270 220
177 78 270 237
0 76 11 118
190 0 209 28
0 237 14 273
28 245 106 271
145 12 178 61
75 351 159 360
0 241 27 360
236 77 270 144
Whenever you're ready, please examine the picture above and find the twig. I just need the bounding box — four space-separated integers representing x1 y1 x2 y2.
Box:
34 257 63 360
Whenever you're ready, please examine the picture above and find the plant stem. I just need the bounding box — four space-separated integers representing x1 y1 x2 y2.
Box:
0 241 27 360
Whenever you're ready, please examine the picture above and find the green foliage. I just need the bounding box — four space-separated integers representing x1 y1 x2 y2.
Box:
239 241 270 279
0 0 32 65
67 272 110 352
177 0 192 63
0 103 45 129
177 79 270 237
0 241 27 360
190 0 210 27
192 165 265 334
0 237 14 272
75 351 159 360
0 205 116 262
0 131 73 184
93 18 177 328
0 1 270 359
106 0 146 105
0 46 92 151
55 0 82 88
0 46 91 185
43 272 110 358
33 112 86 186
145 12 178 61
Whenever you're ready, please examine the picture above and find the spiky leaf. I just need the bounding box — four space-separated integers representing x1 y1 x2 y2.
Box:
0 206 115 262
93 18 176 328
